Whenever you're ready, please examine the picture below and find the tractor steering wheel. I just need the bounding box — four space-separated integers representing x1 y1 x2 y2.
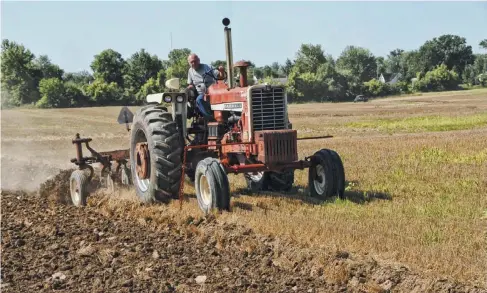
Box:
202 68 228 82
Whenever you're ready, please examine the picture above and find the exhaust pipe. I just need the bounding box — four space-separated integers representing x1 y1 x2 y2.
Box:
223 18 234 89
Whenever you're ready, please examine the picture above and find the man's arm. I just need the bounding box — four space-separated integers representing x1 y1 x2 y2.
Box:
210 65 225 79
211 66 220 79
187 69 193 88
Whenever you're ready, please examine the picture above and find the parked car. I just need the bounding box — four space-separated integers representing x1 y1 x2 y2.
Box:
354 95 368 102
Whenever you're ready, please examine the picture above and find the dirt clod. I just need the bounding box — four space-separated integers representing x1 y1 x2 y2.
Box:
38 168 76 204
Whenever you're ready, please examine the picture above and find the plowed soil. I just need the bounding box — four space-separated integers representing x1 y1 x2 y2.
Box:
1 175 485 293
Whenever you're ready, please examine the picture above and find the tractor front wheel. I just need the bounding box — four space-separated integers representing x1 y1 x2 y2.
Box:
129 105 183 203
328 149 345 199
194 158 230 215
308 149 338 199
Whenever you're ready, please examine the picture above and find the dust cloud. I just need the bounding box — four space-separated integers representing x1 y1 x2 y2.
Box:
1 108 74 192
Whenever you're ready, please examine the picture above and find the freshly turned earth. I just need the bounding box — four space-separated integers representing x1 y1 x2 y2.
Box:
1 171 486 293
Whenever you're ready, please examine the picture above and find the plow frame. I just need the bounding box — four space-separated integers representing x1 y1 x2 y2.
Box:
70 133 131 187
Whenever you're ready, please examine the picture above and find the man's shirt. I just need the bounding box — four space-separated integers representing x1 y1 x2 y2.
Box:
187 64 220 94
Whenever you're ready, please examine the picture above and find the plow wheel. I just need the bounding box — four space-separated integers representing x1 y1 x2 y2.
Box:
130 105 183 203
308 148 345 199
105 164 132 193
194 158 230 215
119 164 132 186
106 173 115 193
70 170 89 206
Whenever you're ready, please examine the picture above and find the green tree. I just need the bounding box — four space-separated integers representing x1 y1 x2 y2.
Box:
280 58 294 77
211 60 227 69
376 56 387 77
384 49 404 75
165 48 191 87
124 49 163 91
253 67 264 79
336 45 377 83
136 77 163 103
36 78 70 108
32 55 64 80
478 73 487 87
462 64 477 86
64 82 89 107
398 50 423 82
293 44 327 73
479 39 487 50
413 64 460 92
90 49 126 86
63 70 94 85
1 39 39 106
473 54 487 76
363 78 399 97
262 65 278 78
418 34 474 77
85 78 124 105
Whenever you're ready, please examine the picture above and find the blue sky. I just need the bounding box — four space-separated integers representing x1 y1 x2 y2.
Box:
2 1 486 73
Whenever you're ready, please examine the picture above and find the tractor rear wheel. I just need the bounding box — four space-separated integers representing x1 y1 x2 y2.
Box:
129 105 183 203
194 157 230 214
308 149 336 199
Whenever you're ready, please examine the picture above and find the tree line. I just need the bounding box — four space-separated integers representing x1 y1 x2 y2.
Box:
1 35 486 108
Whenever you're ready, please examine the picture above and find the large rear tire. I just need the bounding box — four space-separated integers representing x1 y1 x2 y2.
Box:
130 105 183 203
194 157 230 215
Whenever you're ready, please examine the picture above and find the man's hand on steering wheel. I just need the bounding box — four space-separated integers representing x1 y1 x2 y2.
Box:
217 66 227 80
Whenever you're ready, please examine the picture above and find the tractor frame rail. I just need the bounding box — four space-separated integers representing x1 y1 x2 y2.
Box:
177 135 333 208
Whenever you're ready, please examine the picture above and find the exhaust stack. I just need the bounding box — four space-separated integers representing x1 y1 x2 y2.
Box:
223 18 234 89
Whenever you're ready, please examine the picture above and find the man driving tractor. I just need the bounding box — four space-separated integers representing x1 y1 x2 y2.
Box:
186 53 225 119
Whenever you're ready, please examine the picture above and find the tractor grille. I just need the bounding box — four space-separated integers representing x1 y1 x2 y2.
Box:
251 87 286 131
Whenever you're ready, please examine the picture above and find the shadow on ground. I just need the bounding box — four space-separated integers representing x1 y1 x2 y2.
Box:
230 180 392 211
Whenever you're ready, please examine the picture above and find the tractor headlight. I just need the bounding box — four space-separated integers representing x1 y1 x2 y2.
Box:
163 95 172 103
176 95 184 103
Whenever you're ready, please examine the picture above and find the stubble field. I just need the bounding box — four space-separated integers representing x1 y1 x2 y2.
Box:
1 88 487 292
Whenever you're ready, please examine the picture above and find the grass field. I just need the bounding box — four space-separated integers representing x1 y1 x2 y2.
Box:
1 88 487 287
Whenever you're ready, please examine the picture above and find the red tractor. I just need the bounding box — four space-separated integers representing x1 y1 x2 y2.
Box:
69 18 345 214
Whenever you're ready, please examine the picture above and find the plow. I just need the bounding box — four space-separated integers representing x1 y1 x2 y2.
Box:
68 17 345 215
